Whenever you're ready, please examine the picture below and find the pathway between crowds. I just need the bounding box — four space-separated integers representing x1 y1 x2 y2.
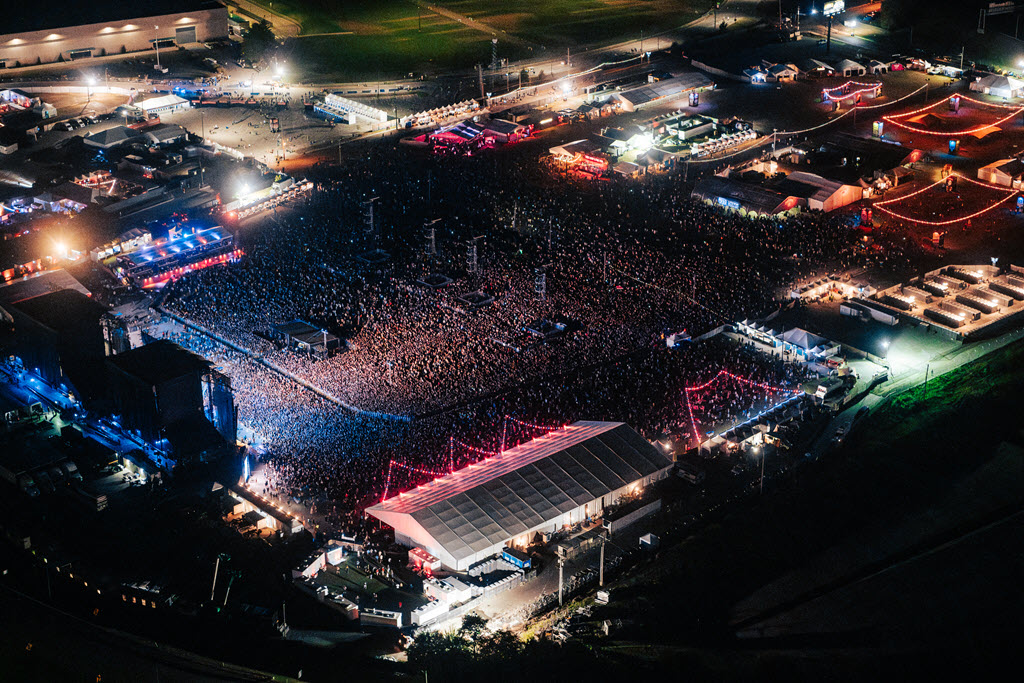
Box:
156 307 411 423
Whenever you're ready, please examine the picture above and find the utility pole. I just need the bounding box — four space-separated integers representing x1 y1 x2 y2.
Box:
759 448 765 495
423 218 440 257
210 554 224 602
535 264 551 301
363 196 379 245
222 571 238 607
477 64 485 99
557 554 565 606
466 236 482 274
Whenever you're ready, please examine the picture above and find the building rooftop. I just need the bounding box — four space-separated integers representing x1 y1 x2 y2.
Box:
0 269 91 304
367 421 672 563
83 126 144 149
4 0 225 34
10 288 106 331
693 176 792 216
107 339 211 386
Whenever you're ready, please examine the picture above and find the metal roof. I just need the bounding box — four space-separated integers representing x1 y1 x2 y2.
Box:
367 422 671 563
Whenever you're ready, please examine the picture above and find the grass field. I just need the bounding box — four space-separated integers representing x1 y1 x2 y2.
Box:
273 0 520 79
252 0 713 79
441 0 713 46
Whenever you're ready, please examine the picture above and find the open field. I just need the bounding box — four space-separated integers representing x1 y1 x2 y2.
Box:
441 0 714 46
253 0 713 78
279 1 523 79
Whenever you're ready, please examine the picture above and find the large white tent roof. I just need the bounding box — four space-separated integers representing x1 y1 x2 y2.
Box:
138 94 188 112
367 421 671 565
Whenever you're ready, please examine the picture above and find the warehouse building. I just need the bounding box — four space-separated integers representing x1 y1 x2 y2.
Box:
0 1 227 68
366 421 674 571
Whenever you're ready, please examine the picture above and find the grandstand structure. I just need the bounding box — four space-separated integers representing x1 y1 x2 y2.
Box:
314 93 388 124
366 421 674 571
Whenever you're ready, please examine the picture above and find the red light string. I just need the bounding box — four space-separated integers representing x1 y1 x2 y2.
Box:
505 415 563 432
684 370 800 446
452 437 503 458
381 459 452 502
685 369 800 395
684 387 700 445
873 173 1019 226
882 94 1024 136
822 81 882 102
822 80 881 97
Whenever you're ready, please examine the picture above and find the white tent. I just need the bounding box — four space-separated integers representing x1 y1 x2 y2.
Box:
138 94 189 114
970 74 1024 99
835 59 866 77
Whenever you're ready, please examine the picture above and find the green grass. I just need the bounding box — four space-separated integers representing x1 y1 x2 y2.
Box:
440 0 714 46
250 0 713 78
859 339 1024 450
281 2 515 79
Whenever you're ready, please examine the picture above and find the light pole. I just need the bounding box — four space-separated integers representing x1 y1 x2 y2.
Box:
86 76 95 103
154 25 161 70
754 445 765 494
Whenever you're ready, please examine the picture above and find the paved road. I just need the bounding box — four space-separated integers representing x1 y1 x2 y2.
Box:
229 0 302 38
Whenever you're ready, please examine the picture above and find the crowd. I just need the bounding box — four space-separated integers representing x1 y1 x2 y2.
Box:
159 143 921 530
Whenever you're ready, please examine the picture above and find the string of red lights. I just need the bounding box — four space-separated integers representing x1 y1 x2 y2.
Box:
872 172 1020 226
683 370 800 446
381 459 453 502
685 369 801 395
874 191 1020 226
822 80 881 97
684 387 701 445
882 94 1024 136
451 438 503 458
822 81 881 102
505 415 563 432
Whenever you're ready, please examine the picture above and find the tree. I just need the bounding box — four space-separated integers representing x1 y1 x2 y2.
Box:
458 613 488 645
477 629 522 662
242 20 276 64
406 630 471 672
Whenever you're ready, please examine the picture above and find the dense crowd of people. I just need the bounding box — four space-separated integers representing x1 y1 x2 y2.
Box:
160 144 922 529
